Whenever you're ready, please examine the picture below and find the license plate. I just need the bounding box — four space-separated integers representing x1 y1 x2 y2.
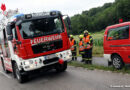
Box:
45 54 57 60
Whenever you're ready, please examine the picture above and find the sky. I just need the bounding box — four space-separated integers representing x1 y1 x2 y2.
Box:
0 0 114 18
0 0 115 38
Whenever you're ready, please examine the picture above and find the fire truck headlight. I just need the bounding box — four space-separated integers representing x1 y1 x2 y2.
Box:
24 60 34 65
66 50 71 55
29 60 33 64
56 53 59 57
66 51 69 55
19 58 23 61
24 61 30 65
30 65 34 68
66 50 72 59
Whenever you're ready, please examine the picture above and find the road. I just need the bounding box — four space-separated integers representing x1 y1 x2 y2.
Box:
77 57 108 66
0 66 130 90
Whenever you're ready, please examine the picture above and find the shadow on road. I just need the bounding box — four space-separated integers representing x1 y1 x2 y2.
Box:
26 69 70 83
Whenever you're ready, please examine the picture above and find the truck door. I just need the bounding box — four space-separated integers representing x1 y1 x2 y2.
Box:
12 28 19 54
1 28 12 71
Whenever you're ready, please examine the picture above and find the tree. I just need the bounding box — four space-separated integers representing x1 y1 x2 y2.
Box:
69 0 130 35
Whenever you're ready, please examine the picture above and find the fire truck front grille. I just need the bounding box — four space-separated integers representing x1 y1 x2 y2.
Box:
32 40 63 54
43 57 59 65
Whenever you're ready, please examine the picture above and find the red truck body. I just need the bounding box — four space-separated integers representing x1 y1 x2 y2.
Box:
104 22 130 69
0 11 72 83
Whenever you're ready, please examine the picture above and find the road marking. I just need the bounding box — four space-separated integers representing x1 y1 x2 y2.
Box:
0 71 11 79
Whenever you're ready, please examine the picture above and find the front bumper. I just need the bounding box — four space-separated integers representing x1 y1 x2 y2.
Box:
19 49 72 71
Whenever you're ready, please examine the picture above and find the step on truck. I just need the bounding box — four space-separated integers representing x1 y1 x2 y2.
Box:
0 9 72 83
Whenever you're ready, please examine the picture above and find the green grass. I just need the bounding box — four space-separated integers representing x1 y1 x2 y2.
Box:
92 46 104 57
91 30 104 39
69 61 130 74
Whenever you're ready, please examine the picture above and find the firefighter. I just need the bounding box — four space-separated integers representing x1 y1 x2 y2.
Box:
83 30 92 64
79 35 85 62
69 35 77 60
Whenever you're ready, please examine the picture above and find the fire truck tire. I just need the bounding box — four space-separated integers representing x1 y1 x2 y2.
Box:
14 63 28 83
55 61 67 72
112 55 124 69
1 58 10 73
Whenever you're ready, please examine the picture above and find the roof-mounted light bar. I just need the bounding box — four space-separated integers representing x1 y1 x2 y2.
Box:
25 14 32 19
11 10 61 20
25 11 61 19
31 12 50 17
50 10 61 16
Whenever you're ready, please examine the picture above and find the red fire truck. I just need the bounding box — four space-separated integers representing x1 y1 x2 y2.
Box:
104 21 130 69
0 10 72 83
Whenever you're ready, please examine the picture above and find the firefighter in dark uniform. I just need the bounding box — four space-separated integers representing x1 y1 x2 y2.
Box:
83 30 92 64
69 35 77 60
79 35 85 62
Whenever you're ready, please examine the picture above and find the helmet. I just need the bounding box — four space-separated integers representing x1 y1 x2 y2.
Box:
79 35 84 39
84 30 88 34
70 35 74 38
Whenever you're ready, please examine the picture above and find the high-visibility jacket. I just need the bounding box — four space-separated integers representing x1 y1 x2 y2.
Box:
83 35 90 43
83 35 91 49
79 41 84 51
70 39 76 51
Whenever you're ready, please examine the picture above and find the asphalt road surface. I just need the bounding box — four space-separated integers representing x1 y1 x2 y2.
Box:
0 66 130 90
77 57 108 67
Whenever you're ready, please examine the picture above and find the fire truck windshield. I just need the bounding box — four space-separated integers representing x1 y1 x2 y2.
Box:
18 17 64 39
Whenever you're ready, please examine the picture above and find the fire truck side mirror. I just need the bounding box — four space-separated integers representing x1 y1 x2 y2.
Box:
66 17 72 30
8 35 13 41
6 25 12 35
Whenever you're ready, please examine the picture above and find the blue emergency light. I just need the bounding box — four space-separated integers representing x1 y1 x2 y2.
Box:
14 14 24 18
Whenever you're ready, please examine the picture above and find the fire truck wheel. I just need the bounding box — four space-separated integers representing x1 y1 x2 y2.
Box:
14 63 28 83
112 55 124 69
1 58 10 73
55 61 67 72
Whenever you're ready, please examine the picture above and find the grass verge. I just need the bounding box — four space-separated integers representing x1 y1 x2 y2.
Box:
68 61 130 74
92 46 104 57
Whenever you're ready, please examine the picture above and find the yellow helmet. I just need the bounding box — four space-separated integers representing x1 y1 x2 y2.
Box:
70 35 74 38
79 35 84 39
84 30 88 34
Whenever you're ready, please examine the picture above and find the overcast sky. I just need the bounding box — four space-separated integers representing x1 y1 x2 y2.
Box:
0 0 114 17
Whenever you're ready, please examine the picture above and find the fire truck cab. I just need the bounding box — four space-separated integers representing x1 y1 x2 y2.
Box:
104 22 130 69
0 10 72 83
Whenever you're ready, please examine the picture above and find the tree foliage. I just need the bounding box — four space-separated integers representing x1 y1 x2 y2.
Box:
70 0 130 35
